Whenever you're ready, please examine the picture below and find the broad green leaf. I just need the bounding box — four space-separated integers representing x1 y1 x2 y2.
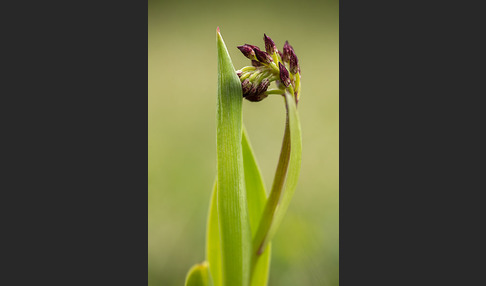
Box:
185 262 213 286
216 28 251 286
207 128 271 286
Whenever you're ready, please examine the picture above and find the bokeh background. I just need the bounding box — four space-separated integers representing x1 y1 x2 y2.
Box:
148 0 338 285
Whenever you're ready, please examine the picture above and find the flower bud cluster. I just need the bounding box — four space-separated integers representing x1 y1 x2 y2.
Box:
236 34 301 103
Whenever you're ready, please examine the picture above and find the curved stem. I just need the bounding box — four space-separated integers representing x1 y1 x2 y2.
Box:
252 96 291 256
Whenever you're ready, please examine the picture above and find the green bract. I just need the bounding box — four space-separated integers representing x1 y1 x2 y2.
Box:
185 28 302 286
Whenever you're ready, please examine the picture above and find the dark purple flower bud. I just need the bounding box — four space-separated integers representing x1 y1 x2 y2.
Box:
245 92 268 102
264 34 276 54
278 62 291 87
282 41 291 63
256 79 270 95
289 50 299 74
254 49 273 64
241 79 251 95
237 45 256 59
245 81 269 101
248 82 258 96
237 70 242 77
245 44 261 51
251 60 263 67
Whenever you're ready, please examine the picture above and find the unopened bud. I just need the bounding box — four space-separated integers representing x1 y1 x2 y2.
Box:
246 44 261 51
289 50 299 74
278 62 291 87
241 79 251 95
245 93 268 102
248 82 258 96
282 41 291 63
264 34 276 55
245 81 269 101
256 79 270 95
254 49 273 64
237 45 256 60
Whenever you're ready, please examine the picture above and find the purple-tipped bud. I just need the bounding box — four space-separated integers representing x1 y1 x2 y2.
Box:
245 92 268 102
248 83 258 96
245 81 269 102
278 62 291 87
256 79 270 95
254 49 273 64
237 70 242 77
251 60 263 67
264 34 276 54
245 44 261 51
241 79 251 95
282 41 292 63
289 50 299 74
237 45 256 59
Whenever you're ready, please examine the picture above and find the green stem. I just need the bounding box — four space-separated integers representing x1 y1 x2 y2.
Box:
252 96 291 256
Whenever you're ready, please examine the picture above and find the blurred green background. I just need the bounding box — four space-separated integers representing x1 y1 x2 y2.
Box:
148 0 338 285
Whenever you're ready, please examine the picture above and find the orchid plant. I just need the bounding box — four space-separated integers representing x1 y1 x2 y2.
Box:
184 28 302 286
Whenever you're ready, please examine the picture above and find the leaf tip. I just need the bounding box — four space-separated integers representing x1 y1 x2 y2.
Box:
216 26 223 43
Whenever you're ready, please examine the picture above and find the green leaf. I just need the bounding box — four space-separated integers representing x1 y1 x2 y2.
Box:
242 127 267 234
216 28 251 286
207 128 271 286
206 181 222 286
250 244 271 286
185 262 213 286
